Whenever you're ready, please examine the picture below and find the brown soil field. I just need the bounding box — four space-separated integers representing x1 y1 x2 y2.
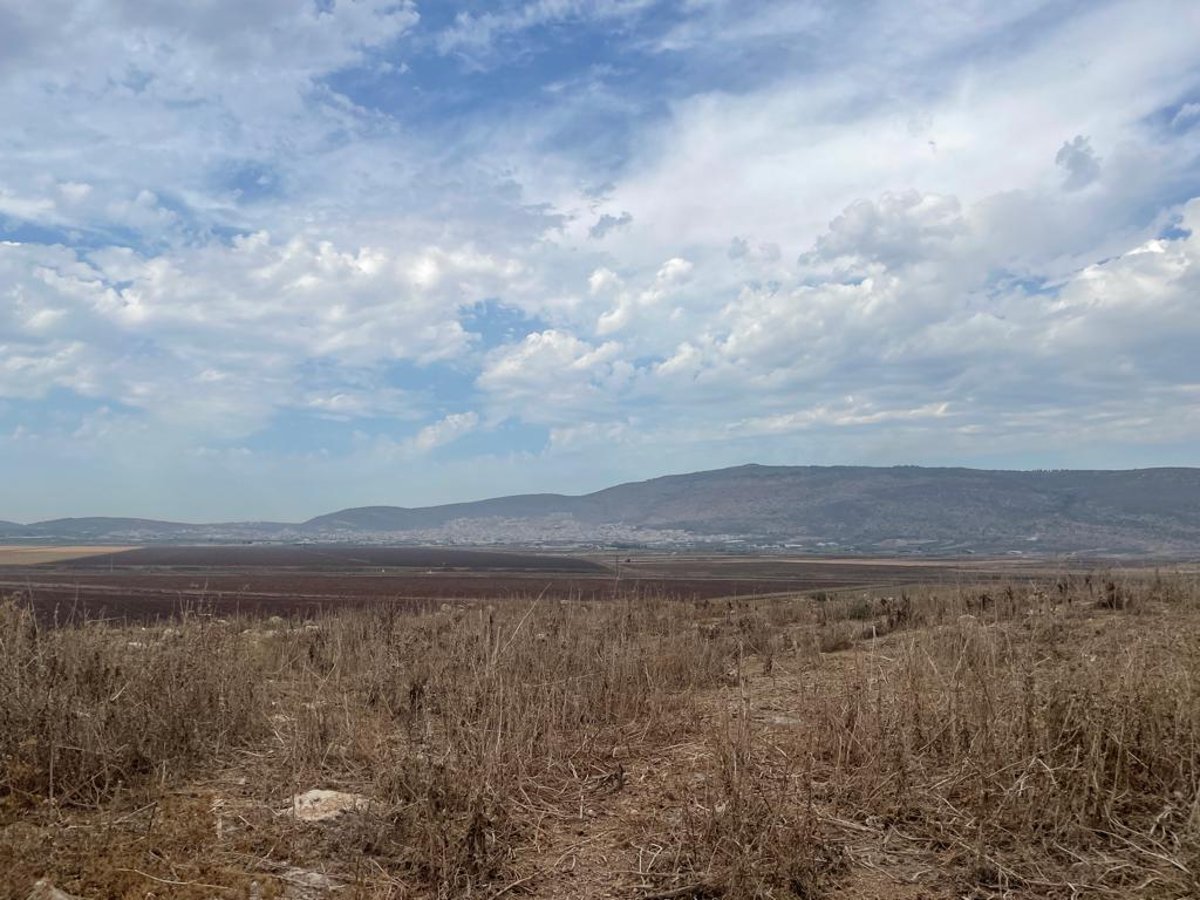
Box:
0 545 1050 624
47 544 609 571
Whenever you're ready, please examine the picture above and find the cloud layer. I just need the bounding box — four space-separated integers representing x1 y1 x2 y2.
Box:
2 0 1199 519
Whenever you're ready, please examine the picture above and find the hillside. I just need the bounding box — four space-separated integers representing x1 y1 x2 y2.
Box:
303 494 576 532
6 465 1200 555
299 465 1200 554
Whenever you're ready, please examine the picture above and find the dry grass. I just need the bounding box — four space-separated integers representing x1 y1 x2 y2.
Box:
0 604 272 807
0 545 139 566
655 574 1200 898
1 572 1198 899
811 577 1200 897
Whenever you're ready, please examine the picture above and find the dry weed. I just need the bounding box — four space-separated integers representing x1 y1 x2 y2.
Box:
3 573 1198 898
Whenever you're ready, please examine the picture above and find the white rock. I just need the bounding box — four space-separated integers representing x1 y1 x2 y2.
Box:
284 789 369 822
282 867 341 889
28 881 83 900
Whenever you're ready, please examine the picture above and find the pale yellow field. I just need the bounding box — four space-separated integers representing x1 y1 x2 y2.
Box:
0 545 137 566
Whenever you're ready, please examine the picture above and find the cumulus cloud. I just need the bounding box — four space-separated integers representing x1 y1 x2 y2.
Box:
0 233 530 433
481 189 1200 466
4 0 1200 518
595 256 693 334
809 192 966 271
477 330 633 421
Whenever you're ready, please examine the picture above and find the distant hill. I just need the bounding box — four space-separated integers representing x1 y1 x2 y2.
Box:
24 517 200 539
303 494 576 532
6 465 1200 555
298 465 1200 554
4 517 292 542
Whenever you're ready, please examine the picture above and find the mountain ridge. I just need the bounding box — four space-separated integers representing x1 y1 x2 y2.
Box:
5 464 1200 555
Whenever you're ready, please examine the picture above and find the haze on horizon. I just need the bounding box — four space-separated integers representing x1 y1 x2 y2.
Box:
2 0 1199 522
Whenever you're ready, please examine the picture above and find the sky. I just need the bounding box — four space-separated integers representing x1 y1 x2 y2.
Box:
2 0 1200 522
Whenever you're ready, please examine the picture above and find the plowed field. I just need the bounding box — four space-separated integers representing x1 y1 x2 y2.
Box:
1 544 1038 623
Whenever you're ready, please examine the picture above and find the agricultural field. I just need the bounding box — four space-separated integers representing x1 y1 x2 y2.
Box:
0 544 1047 624
47 545 612 571
2 566 1197 898
0 545 139 566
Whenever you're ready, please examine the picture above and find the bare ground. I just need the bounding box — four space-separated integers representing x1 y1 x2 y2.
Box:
0 549 1044 625
0 546 139 566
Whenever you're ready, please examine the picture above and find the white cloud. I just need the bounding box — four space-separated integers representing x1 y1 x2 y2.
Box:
4 0 1200 518
0 232 531 433
527 1 1200 263
340 410 481 467
478 330 633 422
411 411 480 452
734 401 952 436
478 190 1200 464
596 256 694 334
436 0 653 62
548 419 634 450
0 0 422 248
588 267 622 295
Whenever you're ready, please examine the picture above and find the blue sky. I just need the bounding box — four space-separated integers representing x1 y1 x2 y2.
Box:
2 0 1200 521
